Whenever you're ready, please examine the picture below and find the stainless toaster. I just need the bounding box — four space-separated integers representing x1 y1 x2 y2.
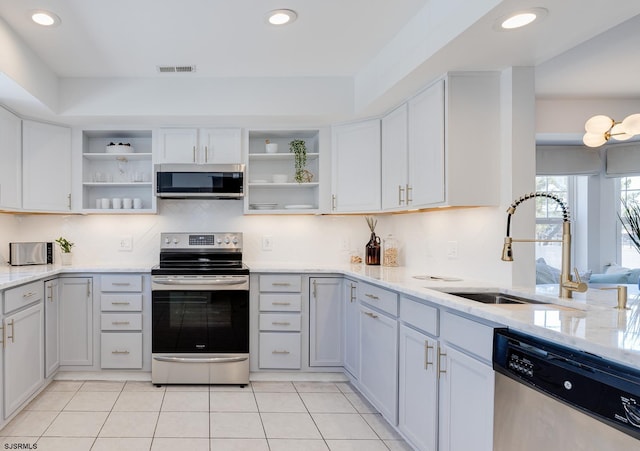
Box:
9 242 54 266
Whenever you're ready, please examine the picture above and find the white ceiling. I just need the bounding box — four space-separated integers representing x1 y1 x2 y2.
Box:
1 0 640 123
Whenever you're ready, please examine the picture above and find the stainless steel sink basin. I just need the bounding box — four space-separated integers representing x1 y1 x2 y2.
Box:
446 292 548 305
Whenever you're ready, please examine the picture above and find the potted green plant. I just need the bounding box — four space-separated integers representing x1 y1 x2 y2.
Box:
55 237 74 265
289 139 308 183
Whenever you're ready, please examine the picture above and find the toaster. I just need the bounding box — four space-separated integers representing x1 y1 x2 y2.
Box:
9 242 54 266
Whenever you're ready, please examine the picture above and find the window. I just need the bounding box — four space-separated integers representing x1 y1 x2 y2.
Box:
619 176 640 268
535 176 571 271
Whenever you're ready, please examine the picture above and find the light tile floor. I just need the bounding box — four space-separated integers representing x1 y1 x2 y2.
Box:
0 380 414 451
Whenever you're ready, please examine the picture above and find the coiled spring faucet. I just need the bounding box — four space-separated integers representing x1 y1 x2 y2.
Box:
502 192 587 298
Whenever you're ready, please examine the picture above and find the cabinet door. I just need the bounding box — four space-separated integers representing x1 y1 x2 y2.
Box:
4 303 44 418
438 345 494 451
381 104 408 210
343 280 359 378
0 106 22 209
398 324 438 451
331 119 381 212
22 120 72 211
359 304 398 424
200 128 242 164
408 80 445 207
59 278 93 366
157 128 198 163
309 277 343 367
44 279 60 378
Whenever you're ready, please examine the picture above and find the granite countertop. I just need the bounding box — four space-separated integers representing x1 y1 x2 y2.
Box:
2 262 639 369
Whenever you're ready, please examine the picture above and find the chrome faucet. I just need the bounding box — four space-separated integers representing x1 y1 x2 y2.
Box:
502 192 587 298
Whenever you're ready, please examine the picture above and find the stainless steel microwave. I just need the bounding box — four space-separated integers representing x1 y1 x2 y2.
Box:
155 164 244 199
9 242 54 266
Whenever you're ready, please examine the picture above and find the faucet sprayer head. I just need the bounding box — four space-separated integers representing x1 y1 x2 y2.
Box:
501 237 513 261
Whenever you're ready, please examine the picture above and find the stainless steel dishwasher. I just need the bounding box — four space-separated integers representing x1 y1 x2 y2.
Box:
493 329 640 450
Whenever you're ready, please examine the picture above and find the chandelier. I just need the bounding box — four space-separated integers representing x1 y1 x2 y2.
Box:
583 114 640 148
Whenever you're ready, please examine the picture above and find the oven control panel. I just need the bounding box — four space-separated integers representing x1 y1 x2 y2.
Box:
160 232 242 250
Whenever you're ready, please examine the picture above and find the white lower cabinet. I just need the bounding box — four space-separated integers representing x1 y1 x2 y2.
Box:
4 302 44 419
343 279 359 378
438 344 494 451
100 274 144 369
44 279 60 378
398 324 438 451
359 302 398 424
309 277 343 367
259 332 301 369
59 277 93 366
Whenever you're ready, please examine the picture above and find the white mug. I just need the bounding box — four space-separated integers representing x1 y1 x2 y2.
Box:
123 198 133 209
133 198 142 209
101 198 110 209
112 198 122 209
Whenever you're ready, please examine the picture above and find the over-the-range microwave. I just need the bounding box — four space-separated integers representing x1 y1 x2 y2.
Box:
155 164 244 199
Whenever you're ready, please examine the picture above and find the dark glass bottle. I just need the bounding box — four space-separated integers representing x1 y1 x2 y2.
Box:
365 232 381 265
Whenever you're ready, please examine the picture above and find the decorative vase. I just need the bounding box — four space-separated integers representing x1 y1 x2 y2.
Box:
365 232 381 265
61 253 72 266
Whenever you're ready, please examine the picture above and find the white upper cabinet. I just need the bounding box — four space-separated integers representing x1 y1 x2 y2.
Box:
381 104 409 210
0 106 22 210
157 128 241 164
379 73 499 211
407 79 446 207
22 120 72 211
331 119 381 213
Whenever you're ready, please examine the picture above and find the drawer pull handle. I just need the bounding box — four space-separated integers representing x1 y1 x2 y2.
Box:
22 292 36 298
272 282 291 287
112 350 130 355
272 321 291 326
365 293 380 300
7 320 15 343
272 302 291 306
111 302 131 305
112 321 131 325
425 342 434 369
111 282 131 286
363 311 378 319
0 324 4 348
437 348 447 375
350 283 356 302
272 350 291 355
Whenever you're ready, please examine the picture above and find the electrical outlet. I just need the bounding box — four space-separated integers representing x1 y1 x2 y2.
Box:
262 235 274 251
340 237 350 251
447 241 458 259
118 236 133 252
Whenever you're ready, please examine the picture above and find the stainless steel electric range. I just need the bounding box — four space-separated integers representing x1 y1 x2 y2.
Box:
151 232 249 386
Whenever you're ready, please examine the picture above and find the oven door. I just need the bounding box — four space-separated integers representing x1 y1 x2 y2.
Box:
151 276 249 354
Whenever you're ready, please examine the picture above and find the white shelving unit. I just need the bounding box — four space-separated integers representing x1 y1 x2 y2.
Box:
246 130 321 214
81 130 155 213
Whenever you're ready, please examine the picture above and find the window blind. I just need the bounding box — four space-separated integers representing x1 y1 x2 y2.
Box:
536 145 601 175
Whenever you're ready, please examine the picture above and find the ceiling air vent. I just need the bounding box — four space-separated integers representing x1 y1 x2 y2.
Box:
157 65 196 73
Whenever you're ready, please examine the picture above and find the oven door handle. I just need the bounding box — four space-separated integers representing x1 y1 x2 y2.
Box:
153 355 248 364
153 278 246 286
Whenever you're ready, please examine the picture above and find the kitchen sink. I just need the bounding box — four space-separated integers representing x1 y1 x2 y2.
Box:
446 292 548 305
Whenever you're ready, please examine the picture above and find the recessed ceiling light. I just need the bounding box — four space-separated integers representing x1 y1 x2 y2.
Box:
266 9 297 26
494 7 547 31
30 9 61 27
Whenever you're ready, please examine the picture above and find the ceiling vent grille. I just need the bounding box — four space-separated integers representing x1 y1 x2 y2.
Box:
157 65 196 73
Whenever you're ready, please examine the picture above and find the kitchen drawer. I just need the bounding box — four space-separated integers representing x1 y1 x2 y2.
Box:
259 275 302 292
259 313 301 332
4 281 44 314
259 332 301 369
100 294 142 311
101 313 142 331
441 311 494 363
101 275 142 292
400 296 438 336
358 282 398 317
101 332 142 369
259 294 302 312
